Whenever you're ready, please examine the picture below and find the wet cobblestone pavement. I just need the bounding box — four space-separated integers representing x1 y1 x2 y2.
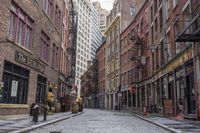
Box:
30 109 170 133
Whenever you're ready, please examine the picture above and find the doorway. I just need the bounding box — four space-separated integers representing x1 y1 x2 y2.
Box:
186 72 196 114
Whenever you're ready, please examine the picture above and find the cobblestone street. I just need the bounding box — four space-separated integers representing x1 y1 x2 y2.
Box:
29 109 170 133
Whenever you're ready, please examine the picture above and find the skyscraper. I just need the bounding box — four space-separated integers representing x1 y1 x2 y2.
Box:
92 1 109 33
74 0 102 95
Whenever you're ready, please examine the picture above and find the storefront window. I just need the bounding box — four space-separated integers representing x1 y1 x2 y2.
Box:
1 61 29 104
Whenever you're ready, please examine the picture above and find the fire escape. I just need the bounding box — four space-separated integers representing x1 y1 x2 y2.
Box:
66 0 78 88
130 29 146 86
175 13 200 42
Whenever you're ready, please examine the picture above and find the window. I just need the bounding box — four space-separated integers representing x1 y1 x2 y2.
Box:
43 0 54 19
155 17 158 32
55 5 61 30
1 61 29 104
40 31 50 62
166 33 171 60
8 2 34 50
52 44 59 68
166 0 170 19
130 5 136 16
150 5 153 22
154 0 158 14
173 0 178 8
159 9 163 31
151 26 154 44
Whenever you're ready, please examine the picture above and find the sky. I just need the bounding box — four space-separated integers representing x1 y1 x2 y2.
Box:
91 0 114 11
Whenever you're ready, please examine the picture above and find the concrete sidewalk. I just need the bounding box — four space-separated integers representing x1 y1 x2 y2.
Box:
131 113 200 133
0 112 83 133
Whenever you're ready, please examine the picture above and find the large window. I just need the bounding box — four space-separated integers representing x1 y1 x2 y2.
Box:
1 61 29 104
43 0 54 19
8 2 34 50
40 31 50 62
55 5 61 30
52 44 59 68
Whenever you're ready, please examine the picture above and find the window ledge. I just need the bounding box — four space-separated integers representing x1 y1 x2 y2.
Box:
0 104 29 109
6 37 33 55
42 10 61 35
39 58 49 66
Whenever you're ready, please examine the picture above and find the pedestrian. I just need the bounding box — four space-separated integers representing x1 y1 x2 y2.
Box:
32 104 39 123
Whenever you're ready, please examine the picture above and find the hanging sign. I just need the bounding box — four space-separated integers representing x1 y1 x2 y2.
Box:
11 80 18 97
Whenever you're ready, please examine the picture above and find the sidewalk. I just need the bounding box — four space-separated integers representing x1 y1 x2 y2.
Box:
0 112 82 133
131 112 200 133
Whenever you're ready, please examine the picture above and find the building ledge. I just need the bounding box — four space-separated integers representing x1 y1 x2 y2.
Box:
104 13 121 35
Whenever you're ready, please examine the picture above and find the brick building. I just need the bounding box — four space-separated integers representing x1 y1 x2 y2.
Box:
119 0 200 119
0 0 67 115
96 40 106 109
120 0 150 111
104 0 136 110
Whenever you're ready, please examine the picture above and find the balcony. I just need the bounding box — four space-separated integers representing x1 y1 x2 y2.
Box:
175 13 200 42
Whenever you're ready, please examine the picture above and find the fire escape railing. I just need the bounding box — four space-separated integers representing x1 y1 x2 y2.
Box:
130 29 146 86
175 13 200 42
68 0 78 86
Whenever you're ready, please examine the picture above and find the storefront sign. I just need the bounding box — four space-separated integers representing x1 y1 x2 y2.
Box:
167 48 193 72
11 80 18 97
15 51 45 73
164 99 173 115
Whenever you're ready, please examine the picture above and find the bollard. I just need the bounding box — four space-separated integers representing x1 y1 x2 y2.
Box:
43 105 47 121
33 104 39 123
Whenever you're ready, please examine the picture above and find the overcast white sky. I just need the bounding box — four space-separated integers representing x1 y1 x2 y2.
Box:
91 0 114 11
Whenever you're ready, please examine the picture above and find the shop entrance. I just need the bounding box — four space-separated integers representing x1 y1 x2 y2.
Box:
186 72 196 114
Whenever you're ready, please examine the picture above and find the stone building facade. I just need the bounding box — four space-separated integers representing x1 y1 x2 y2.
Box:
0 0 65 115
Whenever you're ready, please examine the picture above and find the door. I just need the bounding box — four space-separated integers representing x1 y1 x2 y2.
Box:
186 72 196 114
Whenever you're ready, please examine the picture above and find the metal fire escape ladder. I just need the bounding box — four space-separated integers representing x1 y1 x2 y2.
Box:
130 29 145 86
68 0 78 86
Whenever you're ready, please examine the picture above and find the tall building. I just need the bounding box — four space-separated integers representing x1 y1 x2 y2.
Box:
92 1 109 33
74 0 102 96
104 0 136 110
74 0 91 96
90 5 103 60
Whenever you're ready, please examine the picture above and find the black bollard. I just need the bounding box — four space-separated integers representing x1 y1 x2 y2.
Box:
33 104 39 123
43 105 47 121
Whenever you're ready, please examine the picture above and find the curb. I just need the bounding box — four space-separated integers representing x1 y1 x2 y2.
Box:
10 112 84 133
131 113 182 133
